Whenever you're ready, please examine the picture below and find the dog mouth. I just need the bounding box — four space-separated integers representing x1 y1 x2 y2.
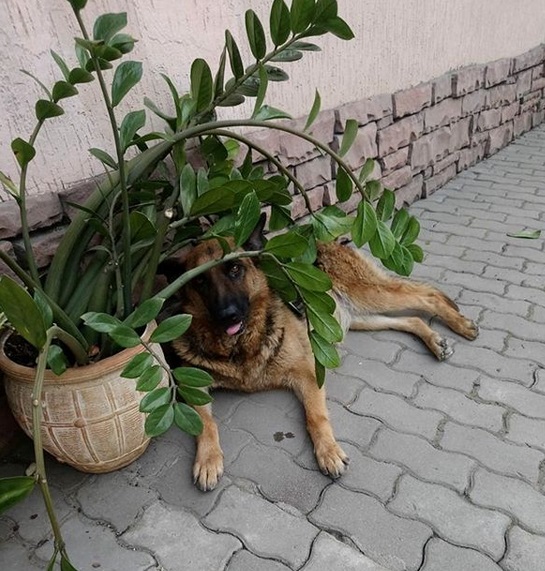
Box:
225 321 244 336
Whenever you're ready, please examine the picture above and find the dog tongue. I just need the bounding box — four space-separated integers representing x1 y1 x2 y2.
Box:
226 322 243 336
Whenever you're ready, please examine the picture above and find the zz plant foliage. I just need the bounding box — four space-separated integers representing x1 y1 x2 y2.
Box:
0 0 422 567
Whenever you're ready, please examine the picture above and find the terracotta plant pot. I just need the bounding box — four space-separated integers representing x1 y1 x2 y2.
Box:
0 322 167 473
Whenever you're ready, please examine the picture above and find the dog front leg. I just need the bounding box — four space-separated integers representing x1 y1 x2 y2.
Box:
294 374 349 478
193 403 224 491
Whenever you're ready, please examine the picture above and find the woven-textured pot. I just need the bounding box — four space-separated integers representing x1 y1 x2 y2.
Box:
0 322 167 473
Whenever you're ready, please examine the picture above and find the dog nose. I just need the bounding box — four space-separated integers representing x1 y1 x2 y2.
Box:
218 304 243 324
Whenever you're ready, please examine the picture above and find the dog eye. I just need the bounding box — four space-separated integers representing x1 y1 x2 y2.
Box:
228 263 243 279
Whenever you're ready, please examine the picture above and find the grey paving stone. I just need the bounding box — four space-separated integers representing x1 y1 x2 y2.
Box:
302 532 392 571
478 377 545 418
448 345 536 385
480 310 545 341
441 269 508 293
226 441 329 513
503 337 545 366
413 383 505 431
0 539 47 570
502 526 545 571
76 471 157 533
325 371 366 405
342 334 404 364
532 367 545 393
338 442 403 501
470 468 545 534
393 350 480 392
369 428 475 492
446 236 507 255
507 413 545 450
226 550 291 571
36 513 155 571
325 400 382 449
123 501 240 571
203 486 317 568
388 475 510 559
349 388 444 440
481 266 526 286
310 486 432 571
506 283 545 307
340 355 420 397
440 422 544 482
457 290 530 316
421 537 502 571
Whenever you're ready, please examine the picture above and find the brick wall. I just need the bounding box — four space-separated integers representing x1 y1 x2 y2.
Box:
1 44 544 271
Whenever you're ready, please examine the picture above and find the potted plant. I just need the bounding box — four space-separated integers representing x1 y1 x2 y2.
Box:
0 0 422 568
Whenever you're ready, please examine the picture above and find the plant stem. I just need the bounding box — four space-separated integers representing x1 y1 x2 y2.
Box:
72 9 133 319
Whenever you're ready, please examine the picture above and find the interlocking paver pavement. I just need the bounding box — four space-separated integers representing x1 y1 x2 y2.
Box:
2 125 545 570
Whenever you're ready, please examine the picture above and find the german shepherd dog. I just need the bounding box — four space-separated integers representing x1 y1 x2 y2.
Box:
161 217 478 491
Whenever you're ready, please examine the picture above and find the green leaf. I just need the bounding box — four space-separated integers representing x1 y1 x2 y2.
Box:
121 352 153 378
290 0 316 33
270 0 291 46
178 386 212 406
261 258 298 302
136 365 164 391
270 50 303 62
139 387 171 413
390 208 410 239
323 16 354 40
400 216 421 246
93 12 127 43
94 44 123 62
68 67 95 84
338 119 358 157
145 404 174 437
358 158 376 182
85 57 113 72
52 81 78 102
0 476 35 514
400 245 415 276
144 96 176 127
306 304 343 343
214 47 227 99
376 189 396 221
150 315 192 343
312 207 353 242
217 93 246 107
268 204 293 231
47 345 68 376
35 100 64 121
0 277 46 349
352 200 377 247
263 65 289 81
34 289 53 329
252 65 269 119
81 312 122 333
507 229 542 239
335 166 353 202
314 0 338 24
173 367 213 387
0 171 18 198
130 211 156 242
11 138 36 169
291 41 321 51
365 179 382 201
310 330 340 368
111 61 143 107
190 58 213 112
407 243 424 263
252 105 291 121
304 89 321 132
110 33 136 54
75 44 90 69
109 325 141 348
265 230 308 257
314 358 325 388
225 30 244 79
300 288 336 314
234 192 261 247
125 298 164 328
21 69 52 99
245 10 267 60
180 163 197 216
67 0 87 10
50 50 70 81
60 555 79 571
285 262 331 292
174 403 203 436
119 109 146 152
369 220 396 259
89 147 117 169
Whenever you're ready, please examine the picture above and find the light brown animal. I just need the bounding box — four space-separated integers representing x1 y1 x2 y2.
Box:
162 222 478 491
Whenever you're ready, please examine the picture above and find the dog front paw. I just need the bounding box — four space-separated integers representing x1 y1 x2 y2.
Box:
193 451 224 492
316 442 349 479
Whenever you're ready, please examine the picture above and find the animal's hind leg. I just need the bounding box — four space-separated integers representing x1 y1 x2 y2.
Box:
351 280 479 341
350 314 453 360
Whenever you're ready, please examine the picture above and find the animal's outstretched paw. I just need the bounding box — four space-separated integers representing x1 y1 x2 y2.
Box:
316 442 350 479
193 450 224 492
430 335 453 361
463 319 479 340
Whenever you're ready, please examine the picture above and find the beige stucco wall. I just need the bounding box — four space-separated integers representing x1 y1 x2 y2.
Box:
1 0 545 196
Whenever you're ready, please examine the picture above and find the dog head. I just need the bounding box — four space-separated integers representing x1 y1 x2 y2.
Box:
160 215 268 337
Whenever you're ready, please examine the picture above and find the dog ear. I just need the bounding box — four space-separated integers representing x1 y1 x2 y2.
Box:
243 212 267 251
157 257 186 283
